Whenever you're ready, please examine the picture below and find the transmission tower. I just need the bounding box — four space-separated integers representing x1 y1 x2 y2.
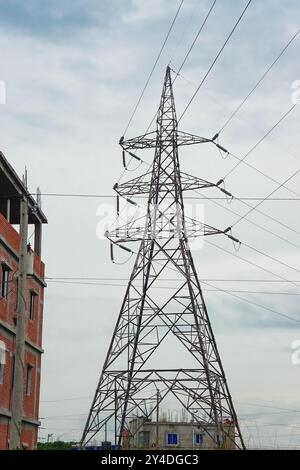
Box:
81 66 245 450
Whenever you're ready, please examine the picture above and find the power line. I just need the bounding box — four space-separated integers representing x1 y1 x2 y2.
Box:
45 280 300 295
233 195 300 239
39 395 300 414
175 0 217 77
219 27 300 133
232 167 300 229
225 149 300 201
41 396 90 403
241 241 300 276
174 66 300 169
201 278 300 325
194 189 300 251
4 192 300 201
47 242 300 328
44 276 300 283
238 401 300 413
145 1 217 133
169 0 203 64
224 102 298 180
178 0 253 123
205 238 300 291
145 248 300 325
170 71 300 212
7 187 300 242
122 0 184 136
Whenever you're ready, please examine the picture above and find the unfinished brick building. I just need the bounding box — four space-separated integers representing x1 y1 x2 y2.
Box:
0 152 47 449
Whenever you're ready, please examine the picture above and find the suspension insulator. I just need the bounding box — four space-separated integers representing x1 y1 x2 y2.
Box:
116 195 120 215
119 244 132 253
216 143 228 153
228 234 240 244
127 198 137 206
220 188 232 197
128 152 141 161
110 243 115 263
122 150 126 169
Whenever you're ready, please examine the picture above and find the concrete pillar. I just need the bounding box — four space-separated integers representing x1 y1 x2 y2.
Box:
9 197 28 449
34 222 42 258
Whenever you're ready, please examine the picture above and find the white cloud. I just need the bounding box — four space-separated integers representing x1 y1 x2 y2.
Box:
1 0 300 448
121 0 170 24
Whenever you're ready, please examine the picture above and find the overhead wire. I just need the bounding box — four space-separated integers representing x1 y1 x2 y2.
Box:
200 278 300 325
45 280 300 295
190 193 300 280
224 102 298 180
218 26 300 133
145 0 218 133
174 0 217 77
4 192 300 201
194 189 300 251
232 194 300 238
122 0 185 137
45 276 300 283
231 167 300 229
178 0 253 123
145 246 300 325
204 237 300 291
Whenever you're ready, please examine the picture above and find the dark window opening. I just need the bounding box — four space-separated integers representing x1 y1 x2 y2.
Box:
29 291 37 321
167 433 178 445
26 364 33 396
0 342 5 385
1 264 11 299
138 431 150 447
11 355 15 389
195 433 203 445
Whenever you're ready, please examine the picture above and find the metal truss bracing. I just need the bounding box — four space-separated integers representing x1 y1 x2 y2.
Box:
120 130 211 150
81 66 245 450
114 171 228 197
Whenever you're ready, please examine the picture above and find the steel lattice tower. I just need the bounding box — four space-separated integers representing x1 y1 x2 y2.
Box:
81 66 245 450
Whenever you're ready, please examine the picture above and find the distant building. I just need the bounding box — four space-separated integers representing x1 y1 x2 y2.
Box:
0 152 47 449
125 417 236 450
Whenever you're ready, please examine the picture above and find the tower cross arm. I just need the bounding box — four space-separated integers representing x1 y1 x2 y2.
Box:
119 130 212 152
114 172 233 198
119 132 157 151
177 130 211 146
105 217 241 244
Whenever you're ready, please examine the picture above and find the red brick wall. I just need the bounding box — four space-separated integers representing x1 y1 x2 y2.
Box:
0 421 38 450
0 334 14 410
0 213 19 253
0 245 18 326
0 417 10 450
0 212 45 279
0 211 45 450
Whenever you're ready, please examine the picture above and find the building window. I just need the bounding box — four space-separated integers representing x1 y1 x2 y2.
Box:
26 364 33 396
11 355 15 389
0 340 5 385
29 291 37 321
194 433 203 445
138 431 150 447
0 363 3 385
15 278 19 309
0 361 3 384
167 433 178 446
1 264 11 299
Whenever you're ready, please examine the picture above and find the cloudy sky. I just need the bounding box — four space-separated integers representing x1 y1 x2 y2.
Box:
1 0 300 448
